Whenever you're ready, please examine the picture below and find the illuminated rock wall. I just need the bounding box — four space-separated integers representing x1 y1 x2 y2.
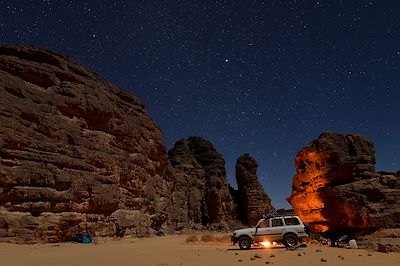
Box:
289 132 400 232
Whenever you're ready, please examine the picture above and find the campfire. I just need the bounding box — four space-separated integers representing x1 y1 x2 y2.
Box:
260 241 278 248
261 241 271 247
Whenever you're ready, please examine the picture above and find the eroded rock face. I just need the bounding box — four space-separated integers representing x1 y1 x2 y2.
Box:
0 45 276 241
168 137 237 229
235 154 274 226
357 228 400 252
289 132 400 232
0 45 172 242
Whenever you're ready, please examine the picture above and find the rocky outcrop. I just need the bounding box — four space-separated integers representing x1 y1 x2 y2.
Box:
168 137 237 230
235 154 274 226
0 45 276 242
357 228 400 252
0 45 172 242
289 132 400 232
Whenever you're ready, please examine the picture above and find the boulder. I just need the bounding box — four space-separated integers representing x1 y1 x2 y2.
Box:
0 45 172 242
289 132 400 232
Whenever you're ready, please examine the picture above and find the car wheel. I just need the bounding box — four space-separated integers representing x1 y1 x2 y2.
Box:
238 236 251 250
283 234 299 247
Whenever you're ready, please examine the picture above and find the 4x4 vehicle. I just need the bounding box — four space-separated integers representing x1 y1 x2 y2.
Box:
231 215 308 249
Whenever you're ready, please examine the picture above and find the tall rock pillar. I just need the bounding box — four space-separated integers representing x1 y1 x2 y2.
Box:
235 154 274 226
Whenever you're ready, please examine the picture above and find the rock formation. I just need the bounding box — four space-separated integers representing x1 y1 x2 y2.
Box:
234 154 274 226
289 132 400 232
0 45 173 242
168 137 238 229
0 45 275 242
357 228 400 252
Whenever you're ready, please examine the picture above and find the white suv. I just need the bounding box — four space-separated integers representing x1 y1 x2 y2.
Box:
231 215 308 249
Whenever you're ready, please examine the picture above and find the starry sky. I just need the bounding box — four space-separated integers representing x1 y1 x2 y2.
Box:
1 0 399 208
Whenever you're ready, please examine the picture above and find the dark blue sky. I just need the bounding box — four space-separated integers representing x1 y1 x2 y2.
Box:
1 0 399 208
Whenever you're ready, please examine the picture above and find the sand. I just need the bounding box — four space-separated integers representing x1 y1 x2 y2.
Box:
1 234 400 266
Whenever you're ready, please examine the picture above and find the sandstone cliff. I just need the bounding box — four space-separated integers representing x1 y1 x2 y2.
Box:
0 45 275 242
234 154 274 226
0 45 172 242
168 137 238 229
289 132 400 232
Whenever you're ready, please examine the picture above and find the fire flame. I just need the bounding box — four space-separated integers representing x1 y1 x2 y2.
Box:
261 241 271 247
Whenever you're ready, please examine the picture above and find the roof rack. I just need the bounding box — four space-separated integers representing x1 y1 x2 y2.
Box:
262 212 282 219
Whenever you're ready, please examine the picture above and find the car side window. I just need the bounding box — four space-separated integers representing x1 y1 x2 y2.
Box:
284 217 300 226
258 220 269 228
271 218 283 227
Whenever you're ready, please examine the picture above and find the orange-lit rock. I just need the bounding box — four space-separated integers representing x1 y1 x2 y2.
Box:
289 132 400 232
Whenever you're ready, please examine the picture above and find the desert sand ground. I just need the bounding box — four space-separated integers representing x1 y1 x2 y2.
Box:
1 234 400 266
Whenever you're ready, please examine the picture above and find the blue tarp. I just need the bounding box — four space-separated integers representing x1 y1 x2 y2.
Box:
75 233 93 244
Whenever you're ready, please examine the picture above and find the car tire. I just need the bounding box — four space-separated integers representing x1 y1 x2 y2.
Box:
238 236 252 250
283 233 299 247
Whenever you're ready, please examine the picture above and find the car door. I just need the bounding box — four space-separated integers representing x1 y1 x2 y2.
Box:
269 218 285 241
252 219 271 242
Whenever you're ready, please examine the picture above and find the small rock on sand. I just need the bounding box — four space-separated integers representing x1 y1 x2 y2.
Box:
316 249 322 252
321 258 328 262
269 254 276 258
254 254 262 259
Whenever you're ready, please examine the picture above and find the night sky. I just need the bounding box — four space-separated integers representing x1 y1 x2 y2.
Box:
1 0 399 208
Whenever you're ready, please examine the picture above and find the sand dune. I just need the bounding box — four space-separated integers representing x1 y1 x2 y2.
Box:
1 234 399 266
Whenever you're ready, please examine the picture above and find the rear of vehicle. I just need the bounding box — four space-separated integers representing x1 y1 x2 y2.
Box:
280 216 308 247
